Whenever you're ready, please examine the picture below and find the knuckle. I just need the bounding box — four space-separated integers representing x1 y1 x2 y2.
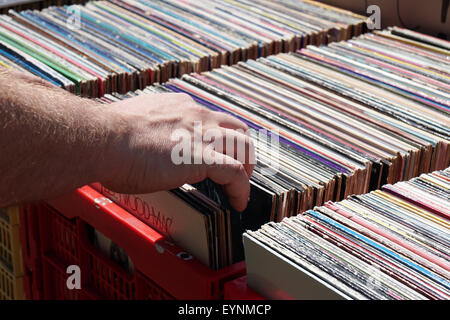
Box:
187 102 206 112
222 113 236 122
176 92 192 101
230 162 246 177
199 106 211 113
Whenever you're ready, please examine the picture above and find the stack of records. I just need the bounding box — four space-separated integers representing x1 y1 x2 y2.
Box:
0 0 366 97
244 168 450 300
0 1 82 14
152 26 449 215
92 27 449 268
0 0 42 13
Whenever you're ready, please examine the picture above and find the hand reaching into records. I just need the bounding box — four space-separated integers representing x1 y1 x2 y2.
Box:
102 93 255 212
0 68 254 211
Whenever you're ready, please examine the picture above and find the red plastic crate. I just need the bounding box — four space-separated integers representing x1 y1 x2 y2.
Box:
224 276 264 300
20 186 246 299
19 204 43 300
0 207 25 300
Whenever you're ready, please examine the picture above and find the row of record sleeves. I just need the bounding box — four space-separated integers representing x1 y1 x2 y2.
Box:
0 0 367 97
244 167 450 300
90 27 450 270
0 0 83 14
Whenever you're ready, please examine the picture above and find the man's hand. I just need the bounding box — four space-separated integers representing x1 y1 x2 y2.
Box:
101 93 254 211
0 68 254 211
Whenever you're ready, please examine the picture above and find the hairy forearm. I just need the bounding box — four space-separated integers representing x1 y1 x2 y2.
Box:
0 68 253 211
0 68 121 207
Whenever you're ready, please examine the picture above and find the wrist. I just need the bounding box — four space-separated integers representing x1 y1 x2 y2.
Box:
93 106 134 186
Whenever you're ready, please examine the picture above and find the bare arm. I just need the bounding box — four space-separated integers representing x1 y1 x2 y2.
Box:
0 68 254 211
